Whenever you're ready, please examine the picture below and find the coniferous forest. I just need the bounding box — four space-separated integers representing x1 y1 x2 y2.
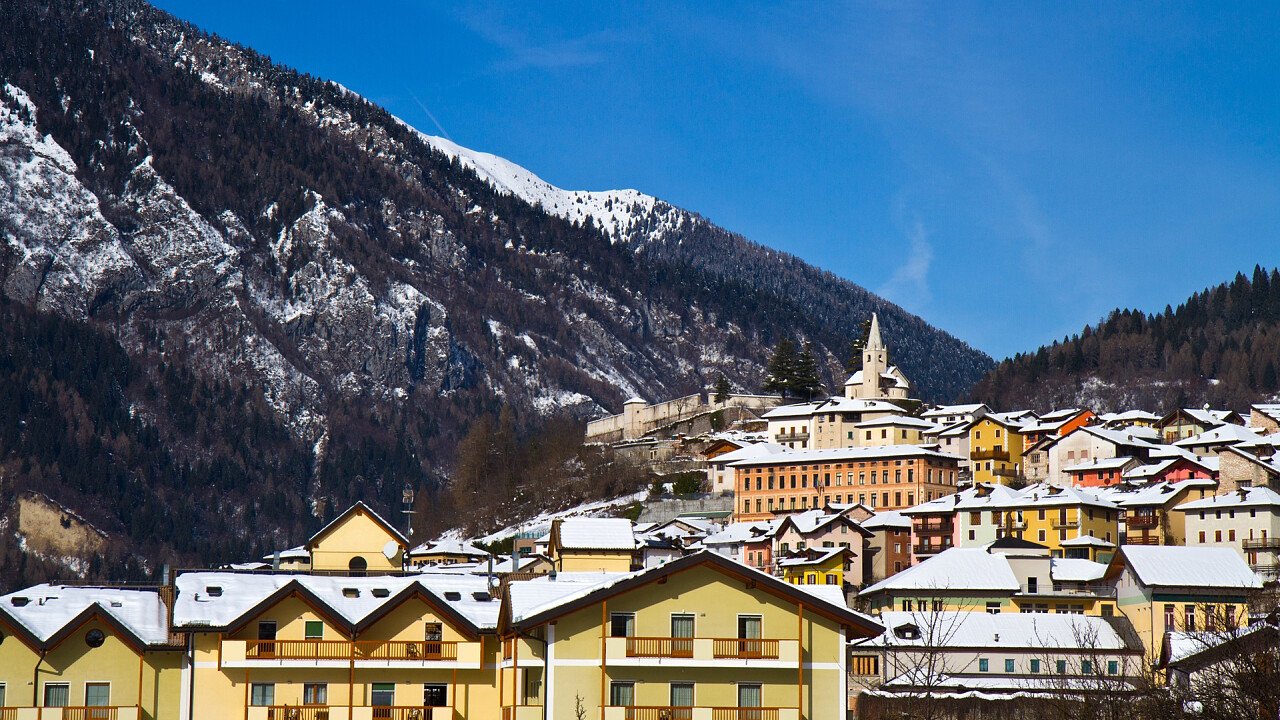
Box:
971 267 1280 412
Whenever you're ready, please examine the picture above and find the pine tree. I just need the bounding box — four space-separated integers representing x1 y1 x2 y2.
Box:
763 339 798 398
792 343 824 400
714 374 732 404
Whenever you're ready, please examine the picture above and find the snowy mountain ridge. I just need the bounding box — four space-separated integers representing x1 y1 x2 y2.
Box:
420 133 685 246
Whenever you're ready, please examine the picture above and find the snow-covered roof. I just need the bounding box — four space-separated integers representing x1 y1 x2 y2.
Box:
728 444 963 468
307 502 408 548
1252 404 1280 421
982 484 1119 511
1063 456 1137 473
1172 408 1239 427
860 511 913 531
862 611 1132 651
1174 424 1266 448
506 551 879 632
261 545 310 562
709 442 791 465
0 584 172 647
1113 546 1261 590
855 414 939 430
1174 486 1280 512
760 401 826 419
921 403 988 418
173 571 501 631
1105 479 1217 507
952 484 1026 511
1165 623 1280 666
1098 410 1161 424
1049 558 1107 583
554 517 636 550
701 520 779 545
777 547 850 568
906 484 1009 515
1078 425 1164 449
860 548 1020 596
1057 535 1115 548
408 538 492 559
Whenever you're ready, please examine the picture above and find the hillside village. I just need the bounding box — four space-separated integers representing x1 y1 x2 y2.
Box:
3 317 1279 719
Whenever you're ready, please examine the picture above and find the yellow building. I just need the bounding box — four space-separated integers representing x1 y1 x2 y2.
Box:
778 547 855 589
0 504 882 720
547 517 636 572
502 551 883 720
176 571 501 720
974 485 1121 561
968 414 1028 485
307 502 409 573
1105 545 1260 661
0 584 185 719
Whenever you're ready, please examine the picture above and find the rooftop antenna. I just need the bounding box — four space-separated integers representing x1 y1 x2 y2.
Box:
401 483 416 539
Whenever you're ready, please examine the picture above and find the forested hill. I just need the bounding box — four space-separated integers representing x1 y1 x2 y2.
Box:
0 0 990 587
970 267 1280 412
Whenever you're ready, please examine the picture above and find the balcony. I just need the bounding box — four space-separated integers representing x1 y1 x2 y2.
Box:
914 520 954 534
1124 535 1163 546
1252 563 1280 576
501 708 545 720
5 710 142 720
1017 584 1116 599
604 637 798 665
992 467 1021 478
245 708 452 720
222 639 481 668
603 708 797 720
774 432 809 443
912 542 952 556
1243 538 1280 550
972 448 1011 462
1126 514 1159 529
1051 518 1075 529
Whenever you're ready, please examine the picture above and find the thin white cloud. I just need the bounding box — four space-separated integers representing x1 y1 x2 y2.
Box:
878 220 934 309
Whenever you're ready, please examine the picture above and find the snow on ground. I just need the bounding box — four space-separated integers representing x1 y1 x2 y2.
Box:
444 490 650 545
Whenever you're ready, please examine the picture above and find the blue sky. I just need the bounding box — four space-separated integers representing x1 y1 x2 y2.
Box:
152 2 1280 359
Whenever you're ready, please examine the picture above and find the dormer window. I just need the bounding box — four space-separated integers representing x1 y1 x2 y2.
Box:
893 624 921 640
342 588 360 598
444 591 462 601
206 586 223 597
371 588 390 598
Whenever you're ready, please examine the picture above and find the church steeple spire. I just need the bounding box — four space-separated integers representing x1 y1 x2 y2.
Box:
866 312 884 352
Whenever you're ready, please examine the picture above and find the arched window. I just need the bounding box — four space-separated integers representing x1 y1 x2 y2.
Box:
348 556 368 574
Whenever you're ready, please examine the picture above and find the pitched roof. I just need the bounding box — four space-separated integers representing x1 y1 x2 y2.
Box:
1173 486 1280 511
0 584 173 650
172 571 499 634
859 548 1020 596
855 415 939 430
1174 424 1266 448
1049 558 1108 583
860 610 1135 651
408 538 492 559
552 517 636 551
708 442 792 465
777 547 854 568
860 511 913 531
306 501 408 550
1107 546 1261 590
701 520 780 545
505 551 882 634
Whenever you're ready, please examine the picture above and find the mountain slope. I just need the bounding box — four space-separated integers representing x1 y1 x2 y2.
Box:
970 267 1280 412
0 0 992 583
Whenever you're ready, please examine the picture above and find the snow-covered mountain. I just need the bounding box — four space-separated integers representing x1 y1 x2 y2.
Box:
0 0 992 582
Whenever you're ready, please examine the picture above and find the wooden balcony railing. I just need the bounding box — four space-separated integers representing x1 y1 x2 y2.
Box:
1244 538 1280 550
0 708 15 720
626 636 694 658
1124 535 1162 546
246 639 457 661
912 542 952 556
619 708 693 720
1126 514 1159 529
1051 518 1075 529
972 448 1010 461
710 709 781 720
370 707 439 720
62 708 122 720
712 638 780 659
264 707 330 720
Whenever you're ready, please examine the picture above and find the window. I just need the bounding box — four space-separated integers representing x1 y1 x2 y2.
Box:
1185 606 1196 631
902 600 913 611
738 615 762 642
370 683 395 707
1030 659 1041 673
250 684 274 707
670 683 694 708
609 613 635 638
671 614 695 652
1004 659 1015 673
0 684 5 709
1107 660 1119 675
304 621 323 640
1082 660 1093 674
1056 660 1067 674
85 629 106 648
303 683 327 705
348 556 368 573
609 682 635 707
85 683 110 707
425 684 448 707
738 684 762 708
986 602 1001 614
1164 605 1175 629
978 658 989 672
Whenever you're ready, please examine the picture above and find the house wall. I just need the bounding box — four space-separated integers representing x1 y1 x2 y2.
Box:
539 564 850 720
1218 451 1278 493
310 512 403 572
968 420 1025 485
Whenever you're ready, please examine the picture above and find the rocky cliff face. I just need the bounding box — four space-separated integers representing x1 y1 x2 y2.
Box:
0 0 993 582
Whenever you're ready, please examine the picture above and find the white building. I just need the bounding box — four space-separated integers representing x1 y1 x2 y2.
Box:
1176 486 1280 580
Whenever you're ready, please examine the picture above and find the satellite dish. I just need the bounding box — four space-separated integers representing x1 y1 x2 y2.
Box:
383 540 400 560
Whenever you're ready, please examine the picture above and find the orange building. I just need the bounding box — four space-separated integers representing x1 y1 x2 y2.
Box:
730 446 962 522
